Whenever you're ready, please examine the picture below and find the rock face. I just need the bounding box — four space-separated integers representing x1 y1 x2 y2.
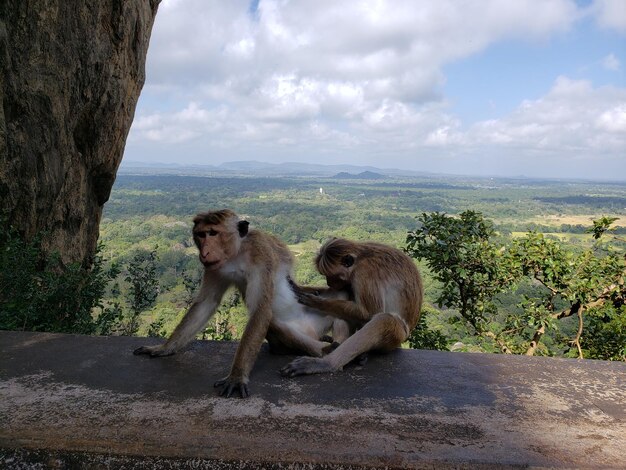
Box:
0 0 160 265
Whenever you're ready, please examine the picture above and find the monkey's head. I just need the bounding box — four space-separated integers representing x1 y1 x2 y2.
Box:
192 209 249 270
315 238 357 290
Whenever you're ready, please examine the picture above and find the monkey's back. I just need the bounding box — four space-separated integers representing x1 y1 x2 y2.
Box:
243 229 295 270
356 242 423 330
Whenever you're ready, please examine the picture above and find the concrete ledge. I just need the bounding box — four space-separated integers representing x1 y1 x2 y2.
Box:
1 331 625 469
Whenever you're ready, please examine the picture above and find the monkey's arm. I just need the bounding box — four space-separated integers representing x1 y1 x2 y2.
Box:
287 277 332 296
134 272 228 357
214 270 273 398
294 292 371 323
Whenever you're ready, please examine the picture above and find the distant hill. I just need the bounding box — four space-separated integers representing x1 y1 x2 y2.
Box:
118 159 626 183
332 171 385 180
119 159 441 178
120 160 403 177
217 161 393 177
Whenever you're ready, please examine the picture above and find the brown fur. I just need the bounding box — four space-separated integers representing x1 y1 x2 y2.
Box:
281 238 423 377
193 209 237 227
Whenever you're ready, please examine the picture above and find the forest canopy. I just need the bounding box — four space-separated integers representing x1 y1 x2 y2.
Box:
2 172 624 361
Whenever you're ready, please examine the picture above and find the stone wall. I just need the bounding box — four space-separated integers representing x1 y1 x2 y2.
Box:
1 331 625 468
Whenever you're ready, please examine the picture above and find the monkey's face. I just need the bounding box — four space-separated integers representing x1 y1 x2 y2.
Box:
193 221 239 270
326 274 350 290
317 248 355 290
324 256 354 290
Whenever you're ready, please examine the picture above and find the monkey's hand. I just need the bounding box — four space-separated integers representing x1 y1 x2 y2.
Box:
133 345 175 357
280 357 337 377
214 376 250 399
287 281 326 309
296 291 325 309
287 276 300 293
288 277 321 297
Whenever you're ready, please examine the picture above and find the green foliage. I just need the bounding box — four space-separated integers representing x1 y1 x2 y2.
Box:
122 249 160 335
406 211 625 360
93 301 124 336
406 211 515 337
581 304 626 361
0 218 119 334
506 228 625 358
406 307 449 351
147 317 167 338
202 314 235 341
587 216 620 240
182 269 201 307
12 172 620 360
201 291 241 341
91 174 626 360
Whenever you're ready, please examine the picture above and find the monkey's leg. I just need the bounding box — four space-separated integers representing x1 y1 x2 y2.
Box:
318 319 352 355
331 319 351 343
215 289 274 398
280 312 408 377
267 322 331 357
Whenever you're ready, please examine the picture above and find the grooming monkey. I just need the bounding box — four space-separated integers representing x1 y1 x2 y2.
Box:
134 209 347 398
281 238 423 377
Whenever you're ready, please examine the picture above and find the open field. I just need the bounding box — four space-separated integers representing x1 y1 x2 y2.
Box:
528 214 626 227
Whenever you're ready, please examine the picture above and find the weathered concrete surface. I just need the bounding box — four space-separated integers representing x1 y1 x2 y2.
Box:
0 331 624 469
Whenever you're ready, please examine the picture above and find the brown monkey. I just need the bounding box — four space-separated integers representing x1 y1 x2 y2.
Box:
134 209 347 398
281 237 423 377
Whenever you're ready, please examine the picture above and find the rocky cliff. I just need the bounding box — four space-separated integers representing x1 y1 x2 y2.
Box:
0 0 160 265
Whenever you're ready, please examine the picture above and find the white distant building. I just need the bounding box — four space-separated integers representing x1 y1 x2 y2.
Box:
320 187 324 195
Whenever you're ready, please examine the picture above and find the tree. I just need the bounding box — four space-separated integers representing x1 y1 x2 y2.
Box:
123 249 160 335
406 211 516 353
406 211 626 361
508 228 625 359
201 290 240 341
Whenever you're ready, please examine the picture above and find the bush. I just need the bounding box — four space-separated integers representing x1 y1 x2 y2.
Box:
407 307 449 351
0 218 119 334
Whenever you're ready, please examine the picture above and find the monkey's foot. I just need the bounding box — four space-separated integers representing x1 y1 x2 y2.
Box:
280 357 337 377
133 345 175 357
352 352 369 366
214 376 249 398
321 341 340 355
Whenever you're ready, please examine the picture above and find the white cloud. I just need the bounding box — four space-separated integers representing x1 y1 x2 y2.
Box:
457 77 626 156
126 1 625 177
596 104 626 133
591 0 626 33
130 102 228 143
143 0 580 117
602 53 621 71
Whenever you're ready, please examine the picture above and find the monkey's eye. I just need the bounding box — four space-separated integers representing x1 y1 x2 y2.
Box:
341 255 355 267
195 229 218 239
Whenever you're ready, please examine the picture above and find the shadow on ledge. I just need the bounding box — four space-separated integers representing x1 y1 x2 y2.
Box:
1 331 625 469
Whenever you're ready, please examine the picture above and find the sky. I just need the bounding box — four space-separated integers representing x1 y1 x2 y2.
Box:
124 0 626 179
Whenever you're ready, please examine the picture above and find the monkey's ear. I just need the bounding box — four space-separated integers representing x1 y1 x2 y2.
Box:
341 254 355 267
238 220 249 237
